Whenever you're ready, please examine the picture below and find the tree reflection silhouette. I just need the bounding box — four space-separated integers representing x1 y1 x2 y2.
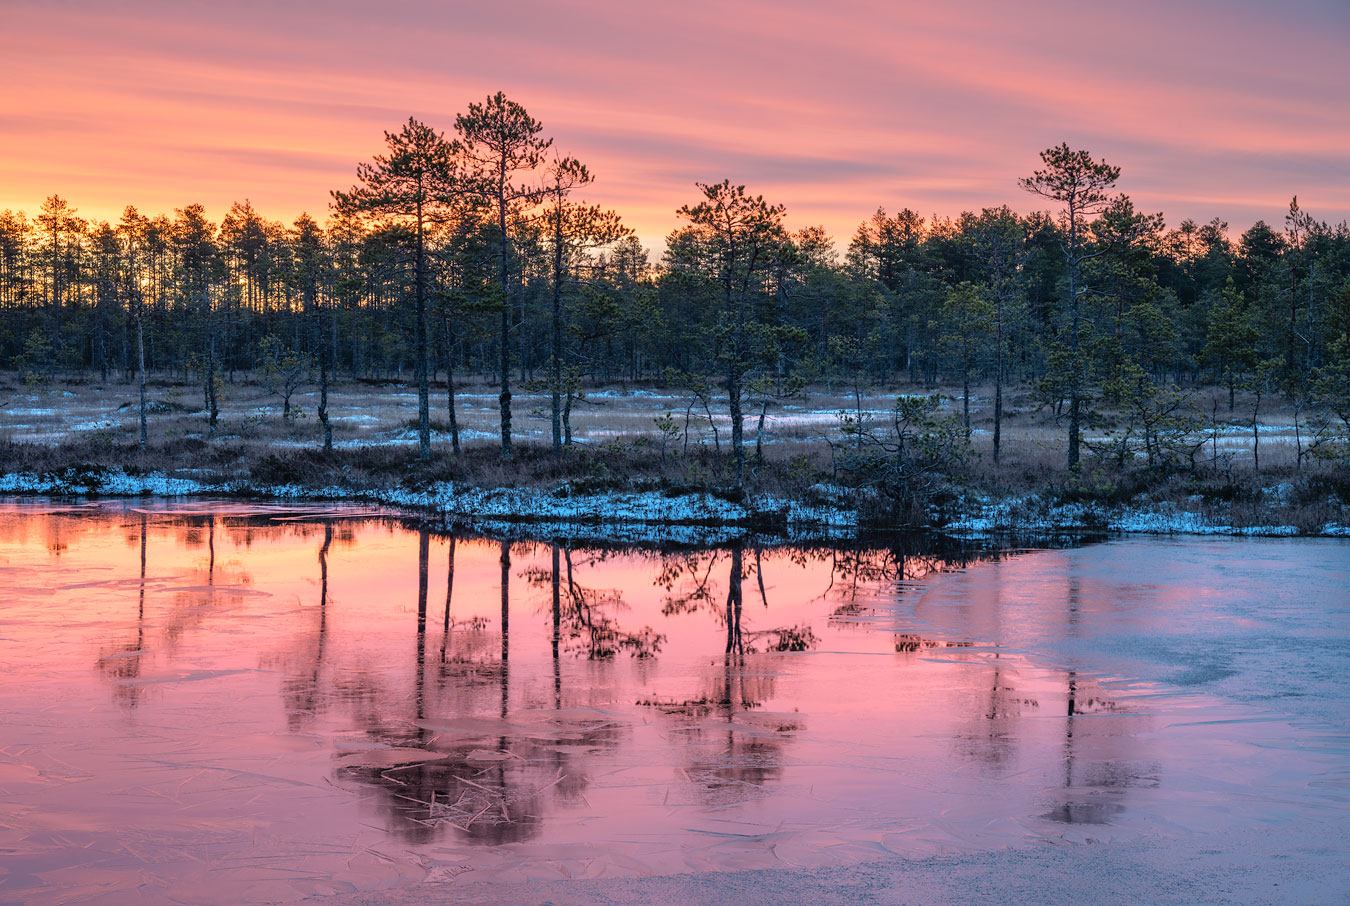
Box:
1041 570 1155 825
563 546 664 659
522 543 664 660
439 536 455 664
551 542 561 708
279 521 331 730
96 511 148 708
681 543 788 807
416 527 430 729
500 539 509 720
339 534 635 845
726 544 744 657
161 513 254 650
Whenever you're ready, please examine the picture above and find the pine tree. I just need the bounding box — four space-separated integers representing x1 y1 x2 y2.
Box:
1020 144 1121 471
1200 279 1260 412
334 118 464 460
454 93 552 461
675 181 787 485
539 155 629 456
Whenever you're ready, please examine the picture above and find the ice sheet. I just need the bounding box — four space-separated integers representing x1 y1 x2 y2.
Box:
0 503 1346 905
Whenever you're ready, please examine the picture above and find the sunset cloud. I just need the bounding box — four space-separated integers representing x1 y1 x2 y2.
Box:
2 0 1347 247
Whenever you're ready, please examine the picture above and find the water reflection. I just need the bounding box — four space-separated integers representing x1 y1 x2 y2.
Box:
94 511 148 708
277 521 331 731
0 501 1344 905
667 547 793 808
345 540 796 841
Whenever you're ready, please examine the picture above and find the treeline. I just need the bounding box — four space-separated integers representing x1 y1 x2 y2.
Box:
2 93 1349 473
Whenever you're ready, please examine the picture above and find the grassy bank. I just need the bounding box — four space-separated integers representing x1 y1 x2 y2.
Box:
1 375 1347 537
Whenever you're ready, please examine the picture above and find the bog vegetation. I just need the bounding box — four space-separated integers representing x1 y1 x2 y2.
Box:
1 93 1348 526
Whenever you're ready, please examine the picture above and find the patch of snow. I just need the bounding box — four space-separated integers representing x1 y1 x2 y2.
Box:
584 390 669 399
943 493 1325 538
0 470 856 537
0 470 212 497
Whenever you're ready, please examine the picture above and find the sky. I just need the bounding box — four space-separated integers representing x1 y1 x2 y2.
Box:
2 0 1348 250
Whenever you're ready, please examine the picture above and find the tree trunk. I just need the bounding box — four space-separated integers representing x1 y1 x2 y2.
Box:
962 368 971 436
563 392 574 446
729 365 744 485
1067 273 1081 472
498 171 513 461
319 343 331 452
754 399 769 463
442 309 460 455
993 319 1003 465
1252 392 1261 473
702 395 721 454
414 199 430 461
551 205 564 457
447 366 460 456
1064 197 1083 474
205 307 219 436
854 375 864 451
137 312 148 449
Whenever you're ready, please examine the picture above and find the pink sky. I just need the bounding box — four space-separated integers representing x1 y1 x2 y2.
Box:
2 0 1348 249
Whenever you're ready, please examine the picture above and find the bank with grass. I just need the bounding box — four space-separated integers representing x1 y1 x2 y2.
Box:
2 429 1347 540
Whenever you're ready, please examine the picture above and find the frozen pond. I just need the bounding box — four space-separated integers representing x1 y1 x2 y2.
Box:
0 501 1346 905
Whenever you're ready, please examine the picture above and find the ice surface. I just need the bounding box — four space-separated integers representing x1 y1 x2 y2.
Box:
0 503 1345 905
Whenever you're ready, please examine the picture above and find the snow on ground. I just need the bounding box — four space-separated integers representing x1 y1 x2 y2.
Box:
2 383 1343 537
0 469 855 539
2 381 1332 468
0 465 1344 537
943 492 1344 538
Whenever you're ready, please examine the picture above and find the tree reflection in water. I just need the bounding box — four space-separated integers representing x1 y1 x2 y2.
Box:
80 511 1142 842
641 544 799 807
1038 573 1159 825
96 511 149 709
97 510 260 707
336 536 827 841
278 521 331 731
524 545 665 660
56 507 1186 870
337 534 633 845
5 505 1338 906
683 544 789 806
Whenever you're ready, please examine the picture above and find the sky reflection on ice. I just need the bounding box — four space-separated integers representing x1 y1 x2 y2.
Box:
0 500 1346 904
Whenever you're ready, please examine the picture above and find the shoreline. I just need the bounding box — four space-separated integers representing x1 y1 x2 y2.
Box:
2 466 1345 541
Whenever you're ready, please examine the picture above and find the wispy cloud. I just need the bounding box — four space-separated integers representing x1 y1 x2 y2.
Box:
2 0 1347 246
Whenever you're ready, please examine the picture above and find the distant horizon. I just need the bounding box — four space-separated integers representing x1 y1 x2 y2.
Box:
4 0 1348 251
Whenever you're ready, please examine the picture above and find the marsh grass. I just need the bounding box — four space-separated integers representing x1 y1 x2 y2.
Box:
1 372 1345 532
